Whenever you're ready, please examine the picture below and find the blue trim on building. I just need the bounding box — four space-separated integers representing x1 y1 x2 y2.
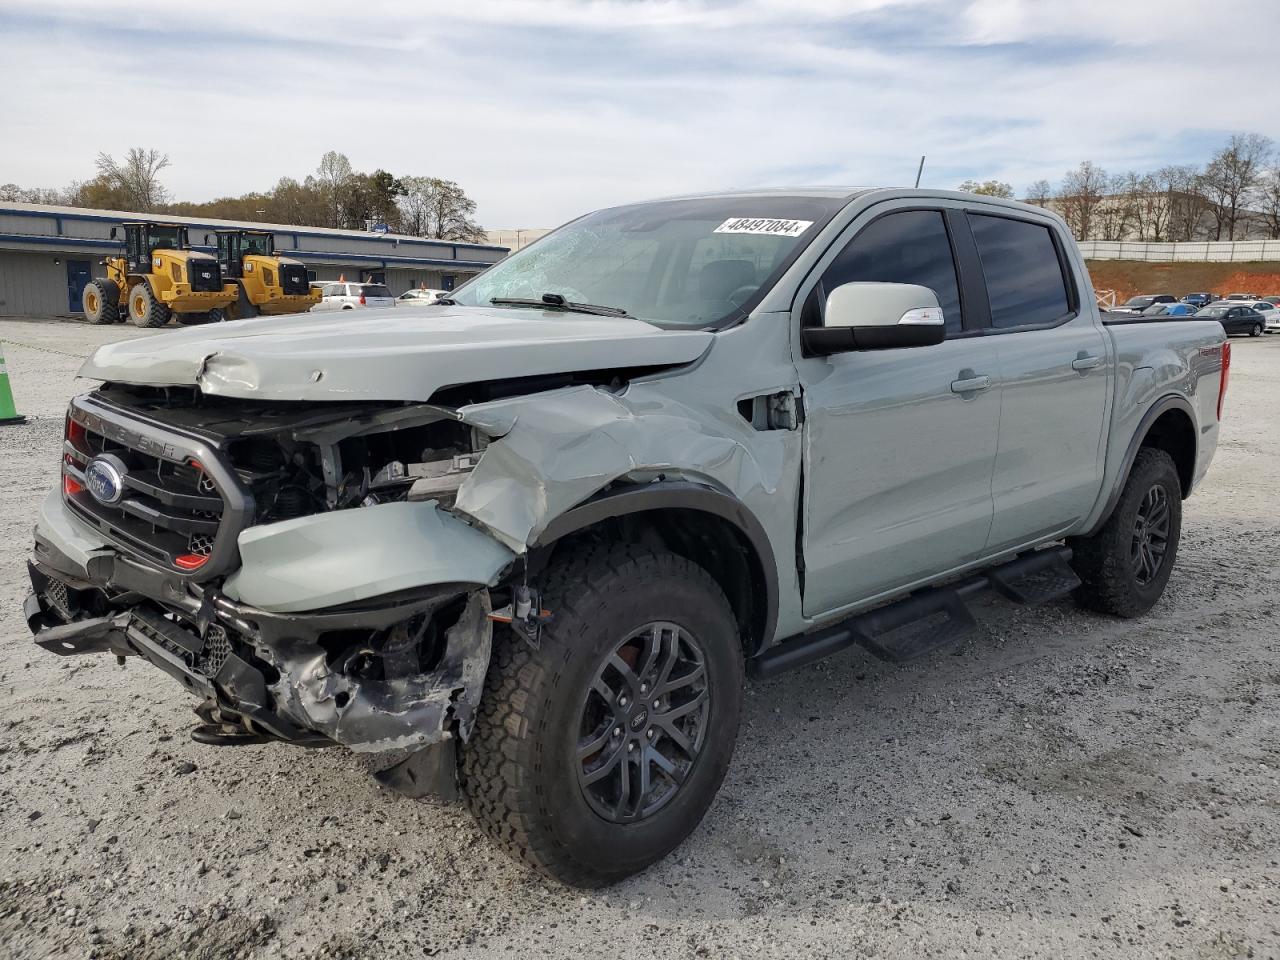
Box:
0 234 494 271
0 205 510 254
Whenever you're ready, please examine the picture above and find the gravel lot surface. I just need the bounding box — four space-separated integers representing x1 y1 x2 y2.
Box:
1 317 1277 960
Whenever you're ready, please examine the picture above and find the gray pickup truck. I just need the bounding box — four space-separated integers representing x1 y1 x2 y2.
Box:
26 188 1229 886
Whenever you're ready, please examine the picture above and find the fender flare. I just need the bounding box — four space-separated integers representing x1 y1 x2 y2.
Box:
1089 393 1197 535
533 481 780 654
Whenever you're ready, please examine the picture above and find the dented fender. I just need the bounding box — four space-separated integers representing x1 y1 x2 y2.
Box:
451 383 787 554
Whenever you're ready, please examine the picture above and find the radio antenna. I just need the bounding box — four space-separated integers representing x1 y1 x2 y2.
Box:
914 155 926 189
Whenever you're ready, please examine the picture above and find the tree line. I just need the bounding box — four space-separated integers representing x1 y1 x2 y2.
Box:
960 133 1279 242
0 148 488 243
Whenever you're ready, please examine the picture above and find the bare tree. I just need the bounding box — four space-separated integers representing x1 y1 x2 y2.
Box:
1125 172 1168 240
1200 133 1273 239
1024 180 1052 207
1094 172 1141 241
1160 165 1210 241
94 148 170 211
957 178 1014 198
315 151 354 228
397 176 485 242
1056 161 1109 240
0 182 70 204
1259 167 1280 239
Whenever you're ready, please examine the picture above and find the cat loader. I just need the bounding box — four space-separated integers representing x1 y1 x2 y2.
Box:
213 229 321 320
81 222 237 327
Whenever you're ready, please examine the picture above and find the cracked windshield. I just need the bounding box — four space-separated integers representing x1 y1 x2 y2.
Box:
450 196 842 329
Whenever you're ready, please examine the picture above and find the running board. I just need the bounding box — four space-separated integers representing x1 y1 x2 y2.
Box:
750 546 1075 680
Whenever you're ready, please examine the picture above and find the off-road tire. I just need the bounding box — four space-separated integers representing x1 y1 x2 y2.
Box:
234 281 258 320
1070 447 1182 618
82 279 119 325
459 543 744 887
127 282 171 328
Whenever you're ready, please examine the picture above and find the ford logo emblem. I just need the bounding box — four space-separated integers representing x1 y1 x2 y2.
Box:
85 457 125 505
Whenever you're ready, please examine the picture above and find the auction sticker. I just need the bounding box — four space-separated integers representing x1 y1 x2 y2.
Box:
714 217 813 237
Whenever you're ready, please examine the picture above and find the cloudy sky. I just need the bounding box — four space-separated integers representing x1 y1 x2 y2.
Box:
1 0 1276 228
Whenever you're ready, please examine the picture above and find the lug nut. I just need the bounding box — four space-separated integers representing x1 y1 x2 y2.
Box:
652 699 659 709
646 728 654 739
640 683 648 694
613 726 622 736
619 695 628 707
627 742 636 752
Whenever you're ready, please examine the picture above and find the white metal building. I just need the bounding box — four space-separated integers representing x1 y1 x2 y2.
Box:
0 202 509 317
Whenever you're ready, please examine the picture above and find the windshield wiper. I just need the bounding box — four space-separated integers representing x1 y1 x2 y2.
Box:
491 292 628 317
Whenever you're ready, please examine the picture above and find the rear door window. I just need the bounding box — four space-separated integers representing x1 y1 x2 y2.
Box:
968 214 1072 329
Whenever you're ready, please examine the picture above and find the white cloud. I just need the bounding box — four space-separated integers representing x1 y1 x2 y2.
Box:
0 0 1276 227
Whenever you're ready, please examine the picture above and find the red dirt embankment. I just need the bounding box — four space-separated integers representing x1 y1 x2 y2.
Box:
1086 261 1280 301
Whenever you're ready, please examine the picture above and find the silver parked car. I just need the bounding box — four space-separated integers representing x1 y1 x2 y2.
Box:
397 288 448 306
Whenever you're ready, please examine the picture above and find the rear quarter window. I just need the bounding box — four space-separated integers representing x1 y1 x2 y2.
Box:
968 214 1072 329
362 285 392 298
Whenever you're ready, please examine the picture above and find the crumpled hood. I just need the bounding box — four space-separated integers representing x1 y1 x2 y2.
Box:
78 306 713 401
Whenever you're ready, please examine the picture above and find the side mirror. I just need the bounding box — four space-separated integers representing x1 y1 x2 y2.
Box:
802 282 947 355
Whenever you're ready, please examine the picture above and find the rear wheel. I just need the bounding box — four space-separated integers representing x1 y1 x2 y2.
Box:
127 282 171 328
459 544 744 887
1070 447 1182 618
1250 322 1263 337
82 279 119 325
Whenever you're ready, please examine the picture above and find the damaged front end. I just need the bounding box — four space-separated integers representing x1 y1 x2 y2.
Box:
28 382 521 796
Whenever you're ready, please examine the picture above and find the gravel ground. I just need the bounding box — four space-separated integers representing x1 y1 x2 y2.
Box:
1 317 1278 960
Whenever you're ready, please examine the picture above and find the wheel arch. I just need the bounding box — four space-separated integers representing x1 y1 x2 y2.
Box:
1091 394 1197 535
531 482 779 657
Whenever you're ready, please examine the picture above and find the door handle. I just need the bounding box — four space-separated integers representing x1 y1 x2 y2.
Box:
1071 353 1102 372
950 374 992 394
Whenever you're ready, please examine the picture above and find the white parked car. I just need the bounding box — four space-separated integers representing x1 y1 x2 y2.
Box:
315 282 396 310
1246 300 1280 332
397 288 447 305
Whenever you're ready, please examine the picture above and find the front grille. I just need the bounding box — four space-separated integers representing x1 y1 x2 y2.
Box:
62 395 253 579
279 263 309 295
45 577 72 619
199 624 232 676
188 258 222 292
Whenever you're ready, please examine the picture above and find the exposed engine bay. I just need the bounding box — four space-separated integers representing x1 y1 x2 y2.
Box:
94 382 487 520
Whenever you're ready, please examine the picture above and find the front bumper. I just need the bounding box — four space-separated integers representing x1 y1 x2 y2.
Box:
164 286 237 312
256 292 322 315
27 492 496 754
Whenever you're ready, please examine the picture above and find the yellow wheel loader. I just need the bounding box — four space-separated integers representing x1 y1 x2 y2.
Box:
214 229 321 320
81 223 237 328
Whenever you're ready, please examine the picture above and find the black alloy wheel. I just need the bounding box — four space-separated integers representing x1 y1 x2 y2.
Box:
1131 484 1171 586
575 621 710 823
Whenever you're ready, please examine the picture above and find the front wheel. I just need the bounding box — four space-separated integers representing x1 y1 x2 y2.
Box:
1070 447 1182 618
459 544 744 887
127 282 171 328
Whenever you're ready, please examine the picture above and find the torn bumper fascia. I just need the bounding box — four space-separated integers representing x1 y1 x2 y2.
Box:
221 499 515 613
250 590 495 753
26 491 507 753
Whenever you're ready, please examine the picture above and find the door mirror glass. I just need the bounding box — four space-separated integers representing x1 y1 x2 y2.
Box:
803 282 946 354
